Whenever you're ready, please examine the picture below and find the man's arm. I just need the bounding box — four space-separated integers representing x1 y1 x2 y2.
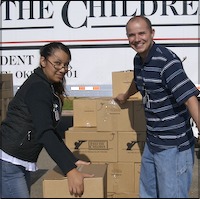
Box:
185 95 200 132
114 79 138 104
126 79 138 99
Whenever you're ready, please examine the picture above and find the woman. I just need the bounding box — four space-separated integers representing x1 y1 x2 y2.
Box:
0 42 93 198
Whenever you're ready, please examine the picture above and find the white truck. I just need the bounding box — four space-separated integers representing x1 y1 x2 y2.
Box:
1 1 199 97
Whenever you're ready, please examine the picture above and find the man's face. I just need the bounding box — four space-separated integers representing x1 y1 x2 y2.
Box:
126 18 155 60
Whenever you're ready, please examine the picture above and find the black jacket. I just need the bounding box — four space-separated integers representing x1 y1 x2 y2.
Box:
1 67 78 175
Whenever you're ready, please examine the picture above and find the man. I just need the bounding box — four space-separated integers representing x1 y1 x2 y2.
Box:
115 16 200 198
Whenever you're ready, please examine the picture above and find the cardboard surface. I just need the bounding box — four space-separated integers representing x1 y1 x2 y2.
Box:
107 162 141 193
65 130 118 162
73 98 97 127
43 164 107 198
118 131 146 162
112 70 136 98
96 98 134 132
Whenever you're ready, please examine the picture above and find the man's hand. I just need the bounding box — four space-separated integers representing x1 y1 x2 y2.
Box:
114 93 128 104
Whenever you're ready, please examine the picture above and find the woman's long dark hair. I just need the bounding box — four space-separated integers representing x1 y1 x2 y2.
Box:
40 42 71 105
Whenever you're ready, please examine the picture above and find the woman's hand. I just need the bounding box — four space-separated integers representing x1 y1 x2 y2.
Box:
67 160 94 197
75 160 91 166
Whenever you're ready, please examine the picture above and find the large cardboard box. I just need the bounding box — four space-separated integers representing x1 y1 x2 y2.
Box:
0 74 14 98
96 98 134 132
65 130 118 162
73 98 97 127
43 164 107 198
118 131 146 162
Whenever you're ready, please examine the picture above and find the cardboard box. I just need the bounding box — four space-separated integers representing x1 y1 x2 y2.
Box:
96 98 134 132
0 74 14 98
133 100 146 131
127 92 146 131
118 131 145 162
112 70 136 98
43 164 107 198
107 162 141 193
73 98 97 127
65 130 118 162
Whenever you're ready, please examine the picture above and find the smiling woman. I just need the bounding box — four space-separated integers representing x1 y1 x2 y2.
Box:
0 42 94 198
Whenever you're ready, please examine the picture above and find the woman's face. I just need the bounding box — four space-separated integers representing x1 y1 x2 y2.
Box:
40 49 70 83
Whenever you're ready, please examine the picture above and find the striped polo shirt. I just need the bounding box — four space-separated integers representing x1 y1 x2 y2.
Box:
134 42 200 152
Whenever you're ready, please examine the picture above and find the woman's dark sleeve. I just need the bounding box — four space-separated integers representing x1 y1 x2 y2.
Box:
25 82 78 175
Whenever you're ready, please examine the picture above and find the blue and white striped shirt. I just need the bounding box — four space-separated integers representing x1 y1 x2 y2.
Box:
134 43 200 152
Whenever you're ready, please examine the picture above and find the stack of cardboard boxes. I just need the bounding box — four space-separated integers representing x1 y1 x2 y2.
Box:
43 70 147 198
0 74 14 122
